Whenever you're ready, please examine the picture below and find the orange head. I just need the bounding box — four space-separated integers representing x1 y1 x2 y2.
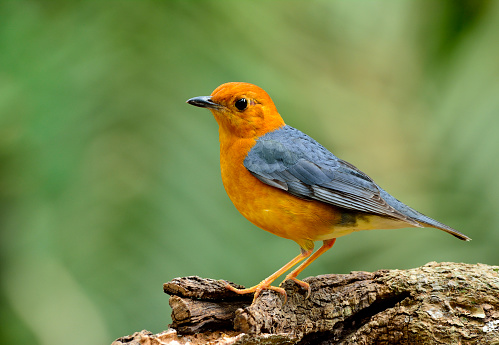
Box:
187 82 285 139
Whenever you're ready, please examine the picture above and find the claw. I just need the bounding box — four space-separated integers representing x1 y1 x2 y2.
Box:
278 239 336 300
226 282 287 303
284 276 311 299
223 250 314 304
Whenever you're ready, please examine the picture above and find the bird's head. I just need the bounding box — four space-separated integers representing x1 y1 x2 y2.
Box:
187 82 285 139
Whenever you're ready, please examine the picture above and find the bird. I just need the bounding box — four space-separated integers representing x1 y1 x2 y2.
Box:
186 82 470 303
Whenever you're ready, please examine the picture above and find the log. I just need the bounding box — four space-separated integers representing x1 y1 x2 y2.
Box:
112 262 499 344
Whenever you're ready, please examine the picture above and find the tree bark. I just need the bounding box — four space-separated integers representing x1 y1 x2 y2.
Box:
112 262 499 344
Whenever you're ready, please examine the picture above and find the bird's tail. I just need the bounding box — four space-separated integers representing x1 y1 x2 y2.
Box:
378 187 471 241
414 217 471 241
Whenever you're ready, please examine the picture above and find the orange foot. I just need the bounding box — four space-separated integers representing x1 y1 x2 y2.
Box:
282 276 311 299
278 238 337 300
224 249 317 304
226 281 287 303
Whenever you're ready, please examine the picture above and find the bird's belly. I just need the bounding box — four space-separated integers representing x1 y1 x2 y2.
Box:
222 167 413 244
222 166 354 241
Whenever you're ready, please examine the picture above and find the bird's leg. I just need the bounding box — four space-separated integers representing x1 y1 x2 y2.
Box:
226 247 313 303
281 238 337 298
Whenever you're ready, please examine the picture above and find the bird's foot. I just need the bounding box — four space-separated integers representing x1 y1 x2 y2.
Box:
226 281 287 304
282 276 311 299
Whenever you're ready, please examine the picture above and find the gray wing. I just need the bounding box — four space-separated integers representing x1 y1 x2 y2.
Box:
244 126 420 226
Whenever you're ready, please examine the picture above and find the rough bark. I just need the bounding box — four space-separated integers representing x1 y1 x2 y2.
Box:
112 262 499 345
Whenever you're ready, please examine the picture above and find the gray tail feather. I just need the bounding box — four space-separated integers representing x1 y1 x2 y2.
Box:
378 188 471 241
413 216 471 241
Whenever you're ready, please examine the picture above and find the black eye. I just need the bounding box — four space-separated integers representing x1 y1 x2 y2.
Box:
235 98 248 111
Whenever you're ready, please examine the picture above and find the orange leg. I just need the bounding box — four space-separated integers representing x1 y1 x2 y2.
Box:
281 238 336 298
226 247 313 303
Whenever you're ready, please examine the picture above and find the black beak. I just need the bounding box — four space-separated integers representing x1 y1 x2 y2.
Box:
186 96 221 109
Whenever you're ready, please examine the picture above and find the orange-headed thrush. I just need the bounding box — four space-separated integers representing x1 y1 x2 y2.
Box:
187 82 470 302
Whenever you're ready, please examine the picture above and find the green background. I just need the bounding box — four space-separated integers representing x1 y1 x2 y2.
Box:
1 1 498 344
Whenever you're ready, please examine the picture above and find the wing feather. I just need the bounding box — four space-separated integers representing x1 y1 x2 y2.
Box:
244 125 420 226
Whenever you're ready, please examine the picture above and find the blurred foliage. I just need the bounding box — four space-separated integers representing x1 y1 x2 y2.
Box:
0 1 498 344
